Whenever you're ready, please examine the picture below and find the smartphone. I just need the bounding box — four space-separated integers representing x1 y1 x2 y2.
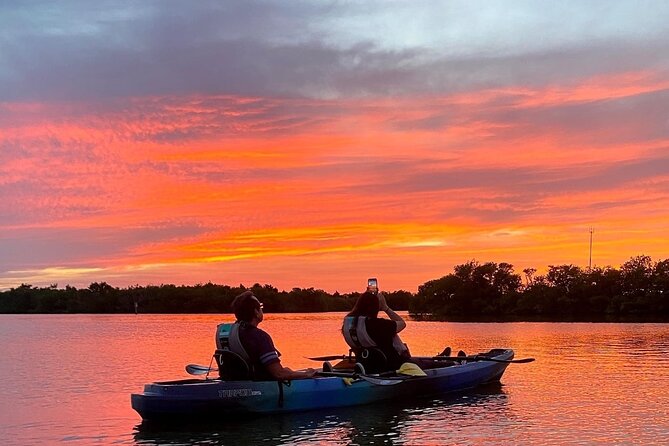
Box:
367 277 378 291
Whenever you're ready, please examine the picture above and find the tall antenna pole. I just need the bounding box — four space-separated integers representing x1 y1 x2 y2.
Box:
588 227 594 270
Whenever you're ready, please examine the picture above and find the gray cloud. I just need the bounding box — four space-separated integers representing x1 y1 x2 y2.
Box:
0 223 207 273
344 152 669 211
483 88 669 146
2 1 668 101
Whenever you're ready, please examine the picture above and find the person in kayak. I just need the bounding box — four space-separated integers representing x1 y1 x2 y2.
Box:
230 291 316 380
343 289 456 372
343 290 411 372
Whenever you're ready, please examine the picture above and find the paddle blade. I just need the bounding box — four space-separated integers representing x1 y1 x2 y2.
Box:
307 355 348 361
361 376 405 386
185 364 217 375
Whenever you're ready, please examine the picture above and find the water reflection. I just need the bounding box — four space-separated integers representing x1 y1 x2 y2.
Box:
3 316 668 445
133 384 508 445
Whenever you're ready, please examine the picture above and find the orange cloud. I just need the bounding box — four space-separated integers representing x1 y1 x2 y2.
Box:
2 70 669 291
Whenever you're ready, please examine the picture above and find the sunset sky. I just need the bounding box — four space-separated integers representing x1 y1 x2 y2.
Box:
1 1 668 293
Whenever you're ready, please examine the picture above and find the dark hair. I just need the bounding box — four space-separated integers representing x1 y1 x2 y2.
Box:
231 291 260 322
346 291 379 318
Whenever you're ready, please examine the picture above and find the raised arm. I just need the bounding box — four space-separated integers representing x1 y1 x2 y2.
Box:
378 292 407 332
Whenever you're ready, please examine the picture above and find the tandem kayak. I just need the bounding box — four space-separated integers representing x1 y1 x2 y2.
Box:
131 348 515 421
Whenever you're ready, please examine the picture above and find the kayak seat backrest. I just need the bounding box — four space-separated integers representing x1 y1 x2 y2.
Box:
215 349 251 380
350 347 388 374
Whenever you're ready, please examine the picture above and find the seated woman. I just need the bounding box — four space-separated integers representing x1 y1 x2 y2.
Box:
342 290 455 373
342 290 410 372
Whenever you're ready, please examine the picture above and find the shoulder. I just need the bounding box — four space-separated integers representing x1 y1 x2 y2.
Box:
251 327 280 365
245 326 274 343
256 327 274 343
365 317 396 332
366 317 394 327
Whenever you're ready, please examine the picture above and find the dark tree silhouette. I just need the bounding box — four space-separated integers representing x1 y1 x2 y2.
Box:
1 255 668 321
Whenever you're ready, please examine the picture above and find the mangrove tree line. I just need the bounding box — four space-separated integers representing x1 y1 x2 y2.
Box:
1 255 668 321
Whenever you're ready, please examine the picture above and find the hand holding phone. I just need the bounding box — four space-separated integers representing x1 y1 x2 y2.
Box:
378 291 389 311
367 277 378 293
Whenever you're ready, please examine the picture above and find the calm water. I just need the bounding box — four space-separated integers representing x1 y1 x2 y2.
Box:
1 314 668 445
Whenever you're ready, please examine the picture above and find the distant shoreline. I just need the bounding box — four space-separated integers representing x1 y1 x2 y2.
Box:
0 310 667 323
2 256 667 322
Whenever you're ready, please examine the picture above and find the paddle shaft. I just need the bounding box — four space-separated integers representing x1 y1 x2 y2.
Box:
186 364 404 385
308 355 534 364
317 371 406 385
426 355 535 364
308 355 351 361
187 363 318 375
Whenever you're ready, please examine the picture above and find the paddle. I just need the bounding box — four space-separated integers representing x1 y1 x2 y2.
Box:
308 355 535 364
186 364 405 385
317 371 407 386
426 355 535 364
186 364 217 375
308 355 351 361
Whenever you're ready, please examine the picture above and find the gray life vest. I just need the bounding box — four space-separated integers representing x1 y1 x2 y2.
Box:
216 322 251 363
342 316 409 356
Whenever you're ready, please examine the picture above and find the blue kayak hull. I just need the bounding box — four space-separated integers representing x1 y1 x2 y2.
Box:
131 349 513 420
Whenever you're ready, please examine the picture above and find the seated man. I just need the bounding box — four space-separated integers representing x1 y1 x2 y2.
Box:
226 291 316 380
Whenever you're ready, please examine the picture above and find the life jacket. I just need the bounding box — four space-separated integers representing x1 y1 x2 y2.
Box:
215 322 253 377
342 316 409 357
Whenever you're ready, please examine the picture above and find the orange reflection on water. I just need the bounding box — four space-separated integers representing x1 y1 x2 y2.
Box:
1 314 668 444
